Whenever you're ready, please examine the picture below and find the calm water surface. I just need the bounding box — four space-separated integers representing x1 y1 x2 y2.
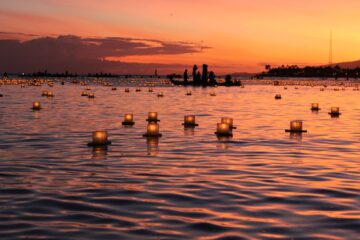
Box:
0 79 359 239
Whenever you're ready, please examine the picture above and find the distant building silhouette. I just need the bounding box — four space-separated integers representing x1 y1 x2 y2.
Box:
201 64 208 85
192 65 198 83
183 69 188 84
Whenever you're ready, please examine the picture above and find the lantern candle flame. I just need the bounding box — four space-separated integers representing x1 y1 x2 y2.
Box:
221 117 236 129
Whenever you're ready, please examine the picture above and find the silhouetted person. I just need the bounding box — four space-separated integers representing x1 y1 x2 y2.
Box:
201 64 208 85
183 69 188 84
196 71 201 84
225 75 232 86
192 65 198 83
209 71 217 85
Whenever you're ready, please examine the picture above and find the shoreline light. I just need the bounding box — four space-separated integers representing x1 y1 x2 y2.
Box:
329 107 341 117
143 123 162 138
182 115 198 127
88 130 112 147
215 123 233 137
221 117 236 129
122 113 135 126
311 103 320 111
146 112 159 122
32 102 41 110
285 120 307 133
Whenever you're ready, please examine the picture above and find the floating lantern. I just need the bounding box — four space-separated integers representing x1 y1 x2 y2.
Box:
320 88 325 91
143 123 162 138
221 117 236 129
210 92 216 96
81 91 88 96
88 130 111 147
147 112 159 122
186 91 192 96
0 94 3 97
88 92 95 98
215 123 233 137
122 113 135 126
284 86 288 90
42 90 48 96
275 94 282 99
148 88 153 92
285 120 307 133
329 107 341 117
125 88 130 92
47 91 54 97
136 88 141 92
157 92 164 97
311 103 320 111
32 102 41 110
86 87 91 91
112 87 117 91
182 115 198 127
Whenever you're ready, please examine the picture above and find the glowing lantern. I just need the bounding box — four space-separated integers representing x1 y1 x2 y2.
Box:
311 103 320 111
221 117 236 129
148 88 153 92
210 92 216 96
215 123 232 137
88 130 111 147
112 87 117 91
47 91 54 97
88 93 95 98
285 120 307 133
122 113 135 126
329 107 341 117
32 102 41 110
81 91 88 96
42 90 48 96
157 92 164 97
136 88 141 92
275 94 282 99
186 91 192 96
125 88 130 92
147 112 159 122
183 115 198 127
143 123 162 138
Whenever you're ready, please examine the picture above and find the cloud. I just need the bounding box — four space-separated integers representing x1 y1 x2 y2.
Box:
0 33 208 74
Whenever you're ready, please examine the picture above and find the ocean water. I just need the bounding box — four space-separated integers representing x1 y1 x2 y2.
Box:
0 79 359 239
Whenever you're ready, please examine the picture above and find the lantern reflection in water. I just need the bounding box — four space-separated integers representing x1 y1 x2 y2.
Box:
146 137 159 156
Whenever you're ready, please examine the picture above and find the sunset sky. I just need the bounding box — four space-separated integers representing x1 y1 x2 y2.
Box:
1 0 360 74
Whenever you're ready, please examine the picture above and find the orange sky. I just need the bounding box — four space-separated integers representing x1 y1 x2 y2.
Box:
0 0 360 74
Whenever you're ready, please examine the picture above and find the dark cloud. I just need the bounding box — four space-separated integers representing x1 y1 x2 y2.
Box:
0 34 209 74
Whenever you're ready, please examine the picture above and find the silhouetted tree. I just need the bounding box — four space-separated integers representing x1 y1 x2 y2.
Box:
192 65 198 83
225 75 232 86
208 71 217 85
183 69 188 84
201 64 208 85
